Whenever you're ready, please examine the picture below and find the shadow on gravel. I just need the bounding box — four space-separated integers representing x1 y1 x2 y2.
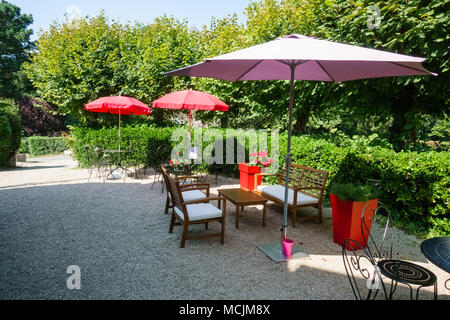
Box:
2 165 65 171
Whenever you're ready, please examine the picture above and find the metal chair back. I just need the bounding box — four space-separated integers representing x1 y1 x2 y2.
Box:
342 201 392 300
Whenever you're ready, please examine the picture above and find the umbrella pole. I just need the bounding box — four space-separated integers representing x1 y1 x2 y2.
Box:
119 109 121 152
281 64 296 241
118 109 121 167
189 109 192 144
256 64 310 262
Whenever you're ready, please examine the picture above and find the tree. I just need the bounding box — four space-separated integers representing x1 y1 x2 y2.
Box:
0 0 34 99
194 0 334 132
0 98 22 166
24 14 199 126
317 0 450 150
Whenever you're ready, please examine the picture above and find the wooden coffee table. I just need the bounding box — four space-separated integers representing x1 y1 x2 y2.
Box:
218 188 268 229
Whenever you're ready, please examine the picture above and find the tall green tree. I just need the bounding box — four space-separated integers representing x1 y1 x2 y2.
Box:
194 0 334 131
317 0 450 150
24 14 198 126
0 0 34 99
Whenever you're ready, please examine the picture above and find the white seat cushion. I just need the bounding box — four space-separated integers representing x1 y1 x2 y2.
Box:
257 185 318 206
168 190 206 202
174 203 223 221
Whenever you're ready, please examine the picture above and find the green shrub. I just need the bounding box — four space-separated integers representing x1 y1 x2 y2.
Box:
69 125 263 175
19 138 29 153
27 136 68 156
329 182 377 202
0 99 22 166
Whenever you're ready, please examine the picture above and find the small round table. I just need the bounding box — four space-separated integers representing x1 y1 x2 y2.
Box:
103 149 133 180
420 236 450 290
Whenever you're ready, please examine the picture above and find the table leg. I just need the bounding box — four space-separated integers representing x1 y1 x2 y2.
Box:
218 194 222 209
235 205 240 229
263 203 267 227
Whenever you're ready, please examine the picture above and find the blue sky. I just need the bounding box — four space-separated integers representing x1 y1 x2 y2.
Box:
10 0 250 40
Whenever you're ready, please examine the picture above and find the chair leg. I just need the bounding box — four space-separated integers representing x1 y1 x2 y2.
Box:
221 201 226 244
291 207 297 228
318 204 323 224
180 224 189 248
164 196 170 215
205 222 208 230
169 212 176 233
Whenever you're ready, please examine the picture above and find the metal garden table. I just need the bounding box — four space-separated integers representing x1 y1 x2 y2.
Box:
420 236 450 290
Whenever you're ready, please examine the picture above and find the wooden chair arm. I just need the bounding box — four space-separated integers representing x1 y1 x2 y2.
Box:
176 175 201 181
293 186 322 192
183 197 225 206
254 172 278 187
180 183 210 189
180 187 208 193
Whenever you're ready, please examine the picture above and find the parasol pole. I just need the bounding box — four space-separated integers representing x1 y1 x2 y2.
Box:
118 108 121 152
281 63 296 241
189 109 192 144
118 108 121 166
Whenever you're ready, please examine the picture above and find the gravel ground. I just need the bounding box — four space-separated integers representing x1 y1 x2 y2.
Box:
0 156 448 300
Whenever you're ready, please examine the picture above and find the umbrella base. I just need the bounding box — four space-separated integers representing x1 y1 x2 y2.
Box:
257 241 311 263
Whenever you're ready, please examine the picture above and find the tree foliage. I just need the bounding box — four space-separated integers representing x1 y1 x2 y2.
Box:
0 0 34 99
17 97 66 137
316 0 450 149
24 14 199 127
0 98 22 166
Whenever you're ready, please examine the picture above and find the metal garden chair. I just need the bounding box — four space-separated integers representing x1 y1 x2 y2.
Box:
342 201 438 300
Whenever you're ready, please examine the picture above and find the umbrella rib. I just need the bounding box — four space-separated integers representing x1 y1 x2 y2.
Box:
316 61 336 82
387 61 434 75
235 60 263 81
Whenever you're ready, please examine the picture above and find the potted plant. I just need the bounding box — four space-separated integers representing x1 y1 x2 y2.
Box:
329 182 379 250
239 151 273 190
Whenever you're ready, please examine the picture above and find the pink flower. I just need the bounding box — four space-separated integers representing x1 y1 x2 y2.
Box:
254 159 259 164
251 153 257 157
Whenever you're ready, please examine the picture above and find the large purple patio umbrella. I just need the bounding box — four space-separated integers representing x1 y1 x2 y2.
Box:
164 34 435 261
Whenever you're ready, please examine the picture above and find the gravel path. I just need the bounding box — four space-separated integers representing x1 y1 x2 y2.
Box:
0 156 448 300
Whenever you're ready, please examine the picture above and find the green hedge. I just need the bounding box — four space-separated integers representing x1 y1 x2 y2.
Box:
27 136 68 156
70 125 449 237
0 100 22 167
69 125 269 176
276 134 449 237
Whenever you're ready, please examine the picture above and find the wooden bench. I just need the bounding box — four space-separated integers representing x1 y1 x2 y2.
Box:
255 163 329 227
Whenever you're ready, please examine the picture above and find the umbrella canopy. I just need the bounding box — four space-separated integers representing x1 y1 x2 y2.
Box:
85 96 151 115
152 90 229 111
152 90 229 147
165 34 435 81
163 34 435 244
85 96 151 152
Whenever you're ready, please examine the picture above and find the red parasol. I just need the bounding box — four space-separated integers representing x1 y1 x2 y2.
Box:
152 90 229 139
84 96 151 151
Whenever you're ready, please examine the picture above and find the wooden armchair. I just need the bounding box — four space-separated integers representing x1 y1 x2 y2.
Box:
165 174 227 248
161 164 210 215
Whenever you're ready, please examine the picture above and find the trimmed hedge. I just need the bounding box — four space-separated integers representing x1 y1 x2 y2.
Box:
27 136 68 156
0 100 22 167
70 125 449 237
